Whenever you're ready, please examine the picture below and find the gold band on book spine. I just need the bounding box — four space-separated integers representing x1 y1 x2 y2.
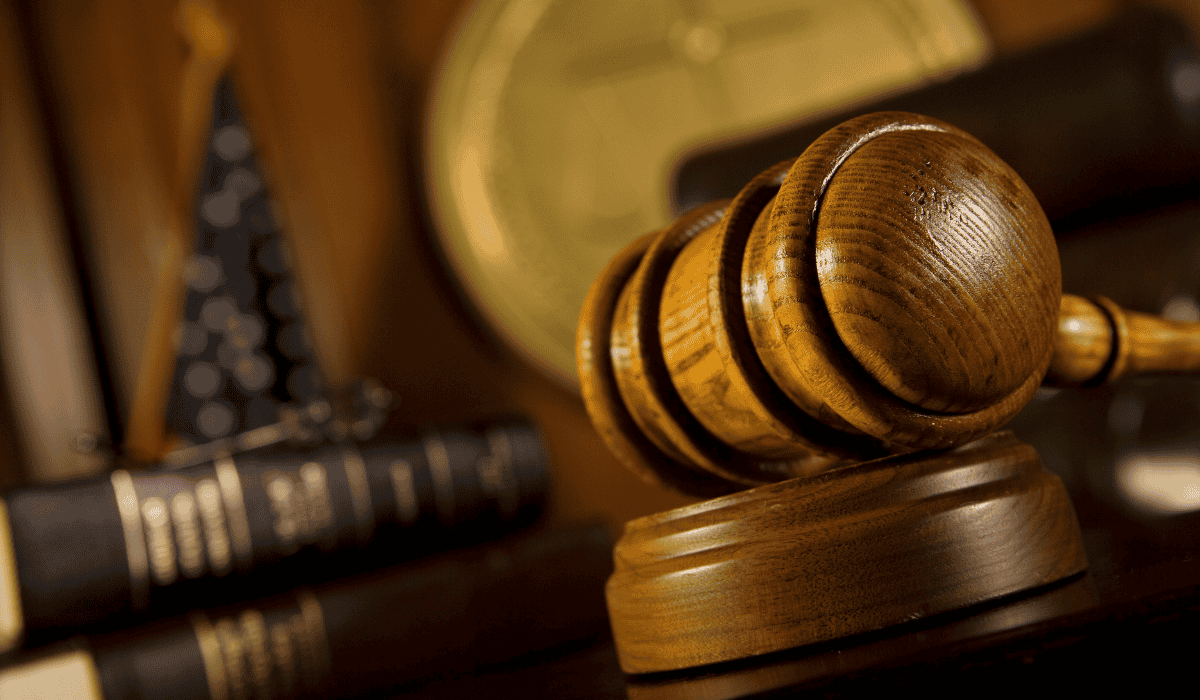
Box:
214 457 253 570
0 498 23 652
111 470 151 610
389 459 419 525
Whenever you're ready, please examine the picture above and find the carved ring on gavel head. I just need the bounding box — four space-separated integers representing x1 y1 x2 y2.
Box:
577 111 1200 496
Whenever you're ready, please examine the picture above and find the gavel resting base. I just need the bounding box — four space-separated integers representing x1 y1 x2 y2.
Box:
606 432 1087 674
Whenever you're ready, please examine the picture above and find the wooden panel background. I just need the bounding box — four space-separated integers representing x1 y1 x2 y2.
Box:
4 0 1200 527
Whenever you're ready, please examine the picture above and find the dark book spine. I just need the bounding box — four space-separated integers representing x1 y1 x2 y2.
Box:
0 420 550 650
674 5 1200 227
0 524 613 700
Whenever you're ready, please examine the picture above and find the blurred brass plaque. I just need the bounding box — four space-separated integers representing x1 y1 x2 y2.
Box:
426 0 989 389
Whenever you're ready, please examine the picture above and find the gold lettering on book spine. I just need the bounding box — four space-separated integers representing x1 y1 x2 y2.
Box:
192 591 332 700
215 617 248 700
124 468 245 589
299 464 334 541
341 443 374 544
170 491 206 578
296 590 332 689
139 496 177 586
238 610 271 700
265 470 300 552
264 462 334 553
193 614 228 700
270 620 297 697
196 478 232 575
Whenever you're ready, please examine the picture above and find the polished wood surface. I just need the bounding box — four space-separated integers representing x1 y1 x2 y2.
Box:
582 108 1200 676
1048 294 1200 385
611 204 734 480
577 229 736 499
7 0 1200 696
807 127 1058 414
606 432 1086 674
745 114 1050 453
1046 294 1114 384
660 163 855 475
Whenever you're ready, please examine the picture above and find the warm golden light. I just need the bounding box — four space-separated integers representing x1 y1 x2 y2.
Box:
427 0 990 388
1116 451 1200 514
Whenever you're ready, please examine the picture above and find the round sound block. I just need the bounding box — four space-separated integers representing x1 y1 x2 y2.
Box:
607 431 1087 674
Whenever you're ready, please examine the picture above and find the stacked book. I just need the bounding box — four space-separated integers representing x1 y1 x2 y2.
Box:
0 421 614 699
0 57 617 698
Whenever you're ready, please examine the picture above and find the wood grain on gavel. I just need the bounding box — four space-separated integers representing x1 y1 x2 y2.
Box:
578 111 1200 495
606 431 1086 674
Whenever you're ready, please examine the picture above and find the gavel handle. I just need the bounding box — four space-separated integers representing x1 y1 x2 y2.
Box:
1048 295 1200 385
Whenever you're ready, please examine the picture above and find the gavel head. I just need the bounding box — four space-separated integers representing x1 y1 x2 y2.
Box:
576 112 1062 496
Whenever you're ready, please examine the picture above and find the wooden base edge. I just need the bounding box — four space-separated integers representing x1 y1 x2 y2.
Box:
606 432 1088 674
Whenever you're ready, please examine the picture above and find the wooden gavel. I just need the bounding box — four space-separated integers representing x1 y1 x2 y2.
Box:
578 111 1200 496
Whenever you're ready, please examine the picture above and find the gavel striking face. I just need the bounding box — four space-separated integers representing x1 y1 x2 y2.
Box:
577 112 1200 495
